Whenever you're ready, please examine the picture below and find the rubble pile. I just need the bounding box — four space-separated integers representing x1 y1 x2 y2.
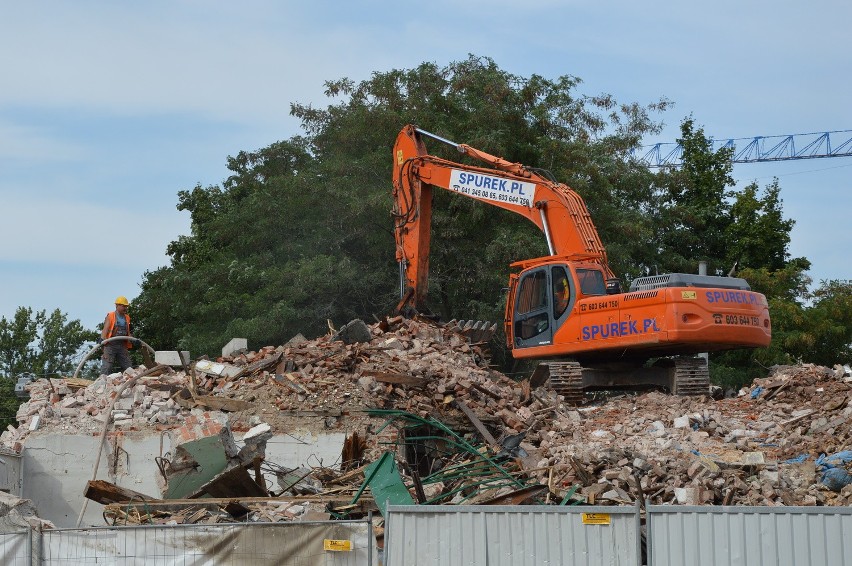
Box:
0 491 54 530
3 315 852 523
528 363 852 507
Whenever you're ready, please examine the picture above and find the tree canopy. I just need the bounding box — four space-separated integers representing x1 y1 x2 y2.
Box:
132 55 850 388
0 307 98 429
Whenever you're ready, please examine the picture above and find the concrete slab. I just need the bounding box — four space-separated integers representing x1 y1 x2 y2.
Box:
195 360 242 378
222 338 248 358
155 351 190 366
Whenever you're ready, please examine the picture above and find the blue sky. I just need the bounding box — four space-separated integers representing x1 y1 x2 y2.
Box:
1 1 850 334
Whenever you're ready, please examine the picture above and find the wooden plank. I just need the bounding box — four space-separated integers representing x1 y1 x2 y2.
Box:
227 352 282 381
326 463 368 486
104 496 377 516
454 399 499 448
471 382 501 400
84 480 158 505
481 484 548 505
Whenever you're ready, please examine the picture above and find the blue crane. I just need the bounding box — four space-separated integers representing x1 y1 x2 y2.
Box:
636 129 852 167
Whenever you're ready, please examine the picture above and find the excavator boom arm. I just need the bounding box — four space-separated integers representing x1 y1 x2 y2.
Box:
392 125 612 312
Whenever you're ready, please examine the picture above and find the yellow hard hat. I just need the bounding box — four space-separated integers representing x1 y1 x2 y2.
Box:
115 296 130 306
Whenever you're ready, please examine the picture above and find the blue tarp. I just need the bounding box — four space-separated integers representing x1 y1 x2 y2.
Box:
822 468 852 492
816 450 852 469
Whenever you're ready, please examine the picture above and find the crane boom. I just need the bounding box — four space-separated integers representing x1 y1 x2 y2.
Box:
637 129 852 167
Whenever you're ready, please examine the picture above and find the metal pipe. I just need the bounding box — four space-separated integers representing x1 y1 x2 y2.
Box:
538 204 556 255
71 337 156 380
75 363 168 527
414 127 462 152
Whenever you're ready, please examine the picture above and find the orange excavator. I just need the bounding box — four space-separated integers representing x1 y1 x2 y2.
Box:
392 125 771 401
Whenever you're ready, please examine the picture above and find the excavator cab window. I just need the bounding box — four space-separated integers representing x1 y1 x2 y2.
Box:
515 270 550 341
577 268 607 296
552 266 571 319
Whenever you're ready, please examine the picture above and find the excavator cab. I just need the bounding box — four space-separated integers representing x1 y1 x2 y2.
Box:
507 260 609 350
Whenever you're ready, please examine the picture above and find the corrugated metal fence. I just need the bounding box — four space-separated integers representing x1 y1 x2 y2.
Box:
647 505 852 566
384 504 852 566
5 506 852 564
2 520 375 565
385 504 642 566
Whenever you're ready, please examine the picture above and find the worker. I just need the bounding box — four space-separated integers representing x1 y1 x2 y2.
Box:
554 275 570 316
99 296 139 375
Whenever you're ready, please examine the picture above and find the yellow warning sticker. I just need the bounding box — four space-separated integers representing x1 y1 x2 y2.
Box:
397 149 404 165
681 291 697 300
582 513 611 525
324 539 352 552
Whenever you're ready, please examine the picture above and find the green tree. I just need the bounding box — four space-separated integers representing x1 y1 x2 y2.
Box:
135 56 669 358
798 279 852 365
35 309 99 376
0 378 19 436
0 307 98 430
653 118 734 275
726 179 794 272
0 307 39 376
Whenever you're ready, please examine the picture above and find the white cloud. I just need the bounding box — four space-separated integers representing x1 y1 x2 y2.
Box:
0 4 377 127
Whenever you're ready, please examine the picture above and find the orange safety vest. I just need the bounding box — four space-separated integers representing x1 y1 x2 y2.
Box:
104 311 132 349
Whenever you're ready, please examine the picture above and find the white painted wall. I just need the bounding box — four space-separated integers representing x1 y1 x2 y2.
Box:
21 430 345 527
0 451 22 496
22 433 167 527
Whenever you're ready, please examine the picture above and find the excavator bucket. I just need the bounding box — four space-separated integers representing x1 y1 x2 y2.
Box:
445 319 498 344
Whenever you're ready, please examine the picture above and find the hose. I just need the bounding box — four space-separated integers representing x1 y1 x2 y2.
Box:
71 336 156 380
75 363 168 527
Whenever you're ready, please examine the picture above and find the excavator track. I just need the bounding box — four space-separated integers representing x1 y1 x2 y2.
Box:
544 361 584 405
671 357 710 397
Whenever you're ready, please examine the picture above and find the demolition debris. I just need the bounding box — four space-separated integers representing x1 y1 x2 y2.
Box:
3 316 852 527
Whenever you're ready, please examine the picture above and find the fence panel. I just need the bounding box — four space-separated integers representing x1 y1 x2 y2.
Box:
385 504 641 566
41 520 375 566
648 505 852 566
0 530 29 566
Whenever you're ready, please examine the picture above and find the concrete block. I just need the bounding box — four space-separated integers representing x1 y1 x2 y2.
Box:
155 351 191 366
674 487 701 505
196 359 242 379
222 365 243 379
332 319 372 344
195 360 225 376
60 397 82 409
222 338 248 358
